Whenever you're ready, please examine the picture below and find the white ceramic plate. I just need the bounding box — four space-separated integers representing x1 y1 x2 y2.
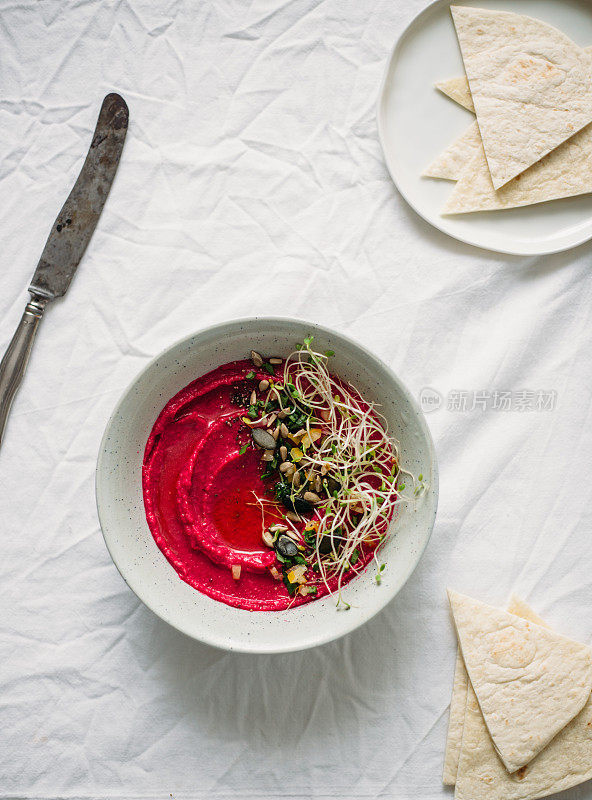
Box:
96 318 438 653
377 0 592 255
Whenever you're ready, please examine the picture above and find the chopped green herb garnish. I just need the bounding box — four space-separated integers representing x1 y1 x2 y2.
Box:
246 371 255 379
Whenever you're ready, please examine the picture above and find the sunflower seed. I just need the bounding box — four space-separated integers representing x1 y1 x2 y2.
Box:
279 445 288 461
292 470 301 488
278 409 289 419
259 379 269 392
250 390 257 405
279 461 293 473
314 475 322 493
261 450 275 461
269 523 288 532
267 413 277 427
285 511 301 523
250 350 263 367
272 424 280 441
280 423 289 438
262 529 275 548
320 409 331 422
269 357 283 365
303 491 322 504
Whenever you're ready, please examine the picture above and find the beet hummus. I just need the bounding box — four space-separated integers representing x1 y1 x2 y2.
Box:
143 344 406 612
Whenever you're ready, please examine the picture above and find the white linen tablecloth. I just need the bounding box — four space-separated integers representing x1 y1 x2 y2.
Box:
2 1 592 798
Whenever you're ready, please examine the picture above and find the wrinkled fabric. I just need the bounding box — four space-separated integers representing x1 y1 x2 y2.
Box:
1 1 592 798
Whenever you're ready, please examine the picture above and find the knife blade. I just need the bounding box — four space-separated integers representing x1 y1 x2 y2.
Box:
30 93 128 300
0 93 129 448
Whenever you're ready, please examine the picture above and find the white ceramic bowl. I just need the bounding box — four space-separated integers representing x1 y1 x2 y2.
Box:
96 318 438 653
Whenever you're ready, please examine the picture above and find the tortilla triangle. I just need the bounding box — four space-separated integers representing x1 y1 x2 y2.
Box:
436 77 474 113
436 45 592 117
456 683 592 800
448 590 592 773
423 121 481 181
451 6 592 189
442 125 592 214
443 595 549 786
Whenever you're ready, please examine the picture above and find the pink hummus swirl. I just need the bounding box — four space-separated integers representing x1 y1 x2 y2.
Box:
142 359 376 611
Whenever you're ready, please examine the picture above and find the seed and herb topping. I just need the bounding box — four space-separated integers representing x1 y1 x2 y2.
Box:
237 337 427 607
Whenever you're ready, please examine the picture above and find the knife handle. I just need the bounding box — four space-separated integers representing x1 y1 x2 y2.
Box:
0 297 45 448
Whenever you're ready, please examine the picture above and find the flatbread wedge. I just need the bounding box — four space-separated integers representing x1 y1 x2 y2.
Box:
456 683 592 800
443 595 549 786
443 649 470 785
448 590 592 773
442 125 592 214
422 120 481 181
436 45 592 116
451 6 592 189
436 76 474 112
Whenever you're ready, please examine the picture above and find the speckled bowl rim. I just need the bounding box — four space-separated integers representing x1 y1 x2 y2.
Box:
96 316 439 653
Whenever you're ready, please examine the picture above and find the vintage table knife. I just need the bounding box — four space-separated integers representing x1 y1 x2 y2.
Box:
0 93 128 448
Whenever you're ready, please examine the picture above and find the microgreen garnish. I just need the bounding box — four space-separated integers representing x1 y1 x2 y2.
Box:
240 335 427 608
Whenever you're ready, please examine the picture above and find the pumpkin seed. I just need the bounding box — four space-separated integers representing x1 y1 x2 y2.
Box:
251 428 276 450
250 350 263 367
275 534 298 558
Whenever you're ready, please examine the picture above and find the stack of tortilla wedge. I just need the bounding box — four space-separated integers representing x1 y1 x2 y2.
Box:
423 6 592 214
445 590 592 800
